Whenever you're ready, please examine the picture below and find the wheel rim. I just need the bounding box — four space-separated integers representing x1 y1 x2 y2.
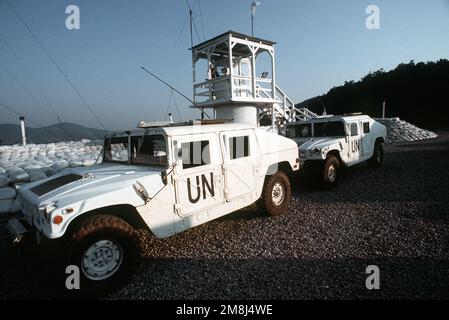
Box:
328 165 337 182
271 182 285 206
82 239 123 281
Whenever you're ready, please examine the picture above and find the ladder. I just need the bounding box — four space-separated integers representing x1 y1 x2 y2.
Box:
258 84 319 126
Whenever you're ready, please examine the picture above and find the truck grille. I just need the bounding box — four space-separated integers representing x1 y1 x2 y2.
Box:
30 174 82 196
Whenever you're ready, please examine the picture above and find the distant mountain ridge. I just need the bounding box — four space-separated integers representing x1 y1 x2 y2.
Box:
0 122 107 145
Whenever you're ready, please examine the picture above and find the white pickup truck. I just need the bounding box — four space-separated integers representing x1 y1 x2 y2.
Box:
285 114 387 188
8 120 299 294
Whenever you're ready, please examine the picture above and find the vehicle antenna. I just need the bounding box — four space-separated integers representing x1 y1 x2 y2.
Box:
139 66 210 119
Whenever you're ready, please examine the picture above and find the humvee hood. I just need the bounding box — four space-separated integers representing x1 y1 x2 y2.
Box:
21 162 164 203
298 137 343 150
69 163 161 177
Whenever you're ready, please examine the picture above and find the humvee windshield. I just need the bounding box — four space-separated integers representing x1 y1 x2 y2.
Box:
104 134 167 166
104 137 129 163
314 121 345 137
286 123 312 138
285 120 345 138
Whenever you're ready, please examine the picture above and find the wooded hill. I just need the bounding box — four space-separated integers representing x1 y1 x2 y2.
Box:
297 59 449 129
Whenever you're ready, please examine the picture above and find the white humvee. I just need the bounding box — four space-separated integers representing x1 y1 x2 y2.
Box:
8 120 299 293
285 114 387 188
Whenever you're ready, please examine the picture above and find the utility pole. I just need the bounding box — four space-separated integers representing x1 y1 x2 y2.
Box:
19 116 26 146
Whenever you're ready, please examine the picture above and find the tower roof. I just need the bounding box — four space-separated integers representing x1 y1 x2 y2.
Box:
191 30 276 51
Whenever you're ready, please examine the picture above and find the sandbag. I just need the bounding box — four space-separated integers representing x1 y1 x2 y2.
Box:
52 162 69 171
29 171 47 182
82 159 96 166
0 187 16 199
0 175 8 187
5 167 22 175
0 199 14 214
46 167 59 176
0 141 102 184
7 169 29 183
70 160 83 167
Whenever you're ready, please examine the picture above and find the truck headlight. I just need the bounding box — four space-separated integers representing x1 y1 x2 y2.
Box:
312 147 321 156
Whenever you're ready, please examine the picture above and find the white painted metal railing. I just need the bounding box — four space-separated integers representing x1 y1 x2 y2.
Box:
259 84 319 125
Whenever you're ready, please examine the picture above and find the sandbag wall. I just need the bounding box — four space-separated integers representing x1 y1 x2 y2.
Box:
0 140 102 214
375 118 438 143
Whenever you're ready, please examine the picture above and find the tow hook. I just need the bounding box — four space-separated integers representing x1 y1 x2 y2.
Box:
6 218 30 246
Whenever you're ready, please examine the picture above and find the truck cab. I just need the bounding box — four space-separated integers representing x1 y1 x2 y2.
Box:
285 115 386 188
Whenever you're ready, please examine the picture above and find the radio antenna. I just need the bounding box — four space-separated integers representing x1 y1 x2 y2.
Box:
139 66 210 119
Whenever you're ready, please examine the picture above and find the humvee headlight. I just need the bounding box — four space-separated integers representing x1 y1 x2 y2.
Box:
312 147 321 156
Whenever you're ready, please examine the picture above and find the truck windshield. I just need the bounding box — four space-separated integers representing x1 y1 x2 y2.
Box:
285 123 312 138
104 137 129 163
103 134 167 166
313 121 345 137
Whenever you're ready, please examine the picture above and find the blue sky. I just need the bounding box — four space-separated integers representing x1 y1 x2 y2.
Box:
1 0 448 130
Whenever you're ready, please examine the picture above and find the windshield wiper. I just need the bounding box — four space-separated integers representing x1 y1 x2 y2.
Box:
322 121 329 137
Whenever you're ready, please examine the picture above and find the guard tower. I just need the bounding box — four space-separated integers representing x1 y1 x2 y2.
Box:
191 31 316 127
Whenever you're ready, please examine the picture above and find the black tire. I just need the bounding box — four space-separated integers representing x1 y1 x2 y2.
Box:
321 155 340 189
64 214 137 297
368 141 383 168
258 171 291 216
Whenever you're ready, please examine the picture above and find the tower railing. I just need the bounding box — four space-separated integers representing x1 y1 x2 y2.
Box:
258 84 319 126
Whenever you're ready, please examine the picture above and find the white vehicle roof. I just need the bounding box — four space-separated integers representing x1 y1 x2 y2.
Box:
162 122 256 136
287 114 372 125
106 121 257 138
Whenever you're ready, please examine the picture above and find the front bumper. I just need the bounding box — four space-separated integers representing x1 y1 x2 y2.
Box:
5 216 68 261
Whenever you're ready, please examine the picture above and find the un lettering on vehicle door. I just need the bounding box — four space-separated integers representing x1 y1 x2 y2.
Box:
348 122 361 163
172 134 224 216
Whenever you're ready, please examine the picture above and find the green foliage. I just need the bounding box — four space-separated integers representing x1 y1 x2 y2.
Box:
300 59 449 129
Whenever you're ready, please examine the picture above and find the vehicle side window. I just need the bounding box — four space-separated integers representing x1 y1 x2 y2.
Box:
350 123 358 136
181 140 210 169
131 134 167 166
229 136 250 160
363 122 370 134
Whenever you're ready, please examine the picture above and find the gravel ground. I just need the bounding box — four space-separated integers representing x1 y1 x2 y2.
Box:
1 131 449 299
